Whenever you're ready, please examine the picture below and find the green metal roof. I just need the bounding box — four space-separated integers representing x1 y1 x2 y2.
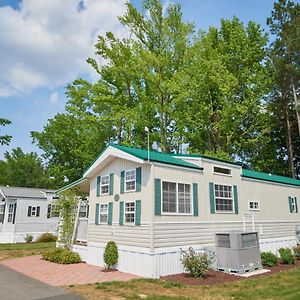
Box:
110 144 203 170
242 169 300 187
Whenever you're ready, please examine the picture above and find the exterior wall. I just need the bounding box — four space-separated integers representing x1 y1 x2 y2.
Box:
88 158 153 249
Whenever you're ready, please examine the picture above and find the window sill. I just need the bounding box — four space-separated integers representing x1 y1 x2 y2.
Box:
214 211 235 214
161 213 194 216
212 172 232 177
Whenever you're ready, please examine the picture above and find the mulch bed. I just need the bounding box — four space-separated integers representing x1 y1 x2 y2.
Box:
161 259 300 286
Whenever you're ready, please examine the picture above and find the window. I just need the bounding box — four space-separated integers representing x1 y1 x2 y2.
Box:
27 206 40 217
291 197 297 213
125 202 135 223
248 201 260 211
47 204 59 218
101 175 110 195
99 204 108 224
7 203 14 223
0 204 5 223
162 181 192 214
213 166 231 176
78 202 89 218
125 169 136 192
214 184 234 212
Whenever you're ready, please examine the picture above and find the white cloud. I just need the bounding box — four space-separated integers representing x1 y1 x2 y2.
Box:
0 0 127 97
49 92 59 105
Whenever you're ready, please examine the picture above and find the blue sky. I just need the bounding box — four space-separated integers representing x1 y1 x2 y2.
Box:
0 0 285 159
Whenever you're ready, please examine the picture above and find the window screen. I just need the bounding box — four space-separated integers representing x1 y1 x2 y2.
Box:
216 234 231 248
241 233 258 248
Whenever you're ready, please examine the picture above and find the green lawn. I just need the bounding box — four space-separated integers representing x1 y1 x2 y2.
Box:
68 266 300 300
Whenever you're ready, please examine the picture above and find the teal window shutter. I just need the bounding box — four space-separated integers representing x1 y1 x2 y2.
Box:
193 183 199 216
295 197 298 213
96 176 101 197
233 185 238 214
209 182 215 214
95 203 99 225
109 173 114 195
108 202 113 225
120 171 125 194
135 200 141 225
288 197 293 213
136 167 142 192
154 178 162 215
119 201 124 225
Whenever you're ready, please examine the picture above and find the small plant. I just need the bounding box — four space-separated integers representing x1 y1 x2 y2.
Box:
260 251 278 267
24 234 33 243
293 245 300 259
180 247 215 278
278 247 295 264
42 247 81 264
35 232 57 243
103 241 118 269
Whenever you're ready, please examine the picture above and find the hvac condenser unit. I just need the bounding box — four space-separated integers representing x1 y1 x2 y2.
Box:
215 231 262 274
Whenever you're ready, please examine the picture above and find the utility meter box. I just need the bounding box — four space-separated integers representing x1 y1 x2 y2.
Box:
215 231 262 274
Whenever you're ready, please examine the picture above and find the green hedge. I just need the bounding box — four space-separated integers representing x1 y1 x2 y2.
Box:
42 248 81 264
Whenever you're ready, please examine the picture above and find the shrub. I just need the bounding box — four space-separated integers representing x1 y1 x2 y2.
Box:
180 247 215 278
24 234 33 243
42 248 81 264
260 251 278 267
293 245 300 259
103 241 118 269
35 232 57 243
278 247 295 264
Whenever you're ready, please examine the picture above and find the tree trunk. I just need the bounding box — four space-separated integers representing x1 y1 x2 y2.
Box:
291 78 300 138
284 102 295 178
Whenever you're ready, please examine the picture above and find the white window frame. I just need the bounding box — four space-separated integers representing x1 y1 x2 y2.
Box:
212 165 232 177
7 203 14 223
124 201 135 224
99 203 108 224
248 201 260 211
125 169 136 192
291 197 297 213
100 175 110 195
161 180 193 215
31 206 37 217
214 184 234 213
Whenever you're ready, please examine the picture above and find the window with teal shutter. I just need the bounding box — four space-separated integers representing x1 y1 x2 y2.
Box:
109 173 114 195
193 183 199 216
136 167 142 192
135 200 141 225
95 203 99 225
120 171 125 194
96 176 101 197
154 178 161 215
233 185 239 214
108 202 113 225
119 201 124 225
295 197 298 213
209 182 215 213
289 196 298 213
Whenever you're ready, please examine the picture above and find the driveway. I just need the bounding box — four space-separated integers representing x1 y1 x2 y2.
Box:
0 264 82 300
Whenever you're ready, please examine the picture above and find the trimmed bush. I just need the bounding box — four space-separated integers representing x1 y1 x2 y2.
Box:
24 234 33 243
261 251 278 267
293 245 300 259
103 241 118 269
278 247 295 264
180 247 215 278
42 248 81 264
35 232 57 243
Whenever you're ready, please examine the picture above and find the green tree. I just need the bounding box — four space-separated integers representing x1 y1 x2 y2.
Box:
0 118 12 146
0 147 51 188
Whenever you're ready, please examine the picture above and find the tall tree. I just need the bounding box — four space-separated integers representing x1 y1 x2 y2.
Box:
0 118 12 146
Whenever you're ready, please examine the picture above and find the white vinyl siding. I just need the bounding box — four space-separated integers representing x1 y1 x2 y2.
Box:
99 204 108 224
100 175 110 195
125 169 136 192
125 202 135 224
214 184 234 212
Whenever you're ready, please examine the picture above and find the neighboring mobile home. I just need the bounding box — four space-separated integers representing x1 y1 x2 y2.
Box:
0 186 59 243
60 144 300 278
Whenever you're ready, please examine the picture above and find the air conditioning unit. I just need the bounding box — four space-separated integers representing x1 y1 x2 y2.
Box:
215 231 262 274
296 225 300 245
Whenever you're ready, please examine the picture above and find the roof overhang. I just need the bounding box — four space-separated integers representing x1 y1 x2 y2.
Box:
56 177 90 194
83 145 145 178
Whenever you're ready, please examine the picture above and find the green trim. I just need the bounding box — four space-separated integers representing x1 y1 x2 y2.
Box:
135 200 141 225
136 167 142 192
55 177 87 194
209 182 215 214
95 203 99 225
242 169 300 187
108 202 113 225
192 183 199 216
295 197 298 213
233 185 238 214
119 201 124 225
154 178 162 216
109 173 114 195
96 176 101 197
120 171 125 194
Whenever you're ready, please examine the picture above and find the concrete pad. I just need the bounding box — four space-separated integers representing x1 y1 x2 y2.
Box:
238 269 271 277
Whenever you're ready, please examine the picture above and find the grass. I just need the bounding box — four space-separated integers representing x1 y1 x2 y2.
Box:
68 266 300 300
0 242 56 261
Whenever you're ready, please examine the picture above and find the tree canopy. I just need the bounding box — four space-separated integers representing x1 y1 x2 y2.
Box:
0 118 12 146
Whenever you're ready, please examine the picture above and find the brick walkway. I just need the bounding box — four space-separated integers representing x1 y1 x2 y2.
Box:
0 255 138 286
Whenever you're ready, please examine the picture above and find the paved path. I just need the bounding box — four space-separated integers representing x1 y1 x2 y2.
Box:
1 255 138 286
0 264 82 300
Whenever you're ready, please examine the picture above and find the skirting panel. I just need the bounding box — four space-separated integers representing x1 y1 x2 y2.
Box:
0 231 57 243
72 236 297 278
